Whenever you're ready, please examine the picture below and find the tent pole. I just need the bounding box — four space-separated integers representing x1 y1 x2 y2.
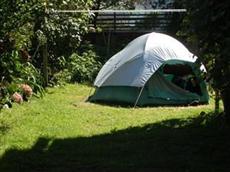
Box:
134 87 144 108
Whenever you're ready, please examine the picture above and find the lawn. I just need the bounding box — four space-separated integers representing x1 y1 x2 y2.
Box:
0 84 229 172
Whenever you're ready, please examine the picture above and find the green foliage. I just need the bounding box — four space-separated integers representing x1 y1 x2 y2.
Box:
31 0 96 82
0 48 44 107
49 42 102 85
0 84 15 108
92 0 137 10
0 0 47 97
18 62 44 95
177 0 230 90
45 0 94 56
0 50 22 83
0 0 96 107
0 47 43 91
0 0 95 71
50 69 72 86
68 50 101 83
0 0 43 47
176 0 230 117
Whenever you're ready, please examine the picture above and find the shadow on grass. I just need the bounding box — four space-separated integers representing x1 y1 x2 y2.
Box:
87 99 208 108
0 113 230 172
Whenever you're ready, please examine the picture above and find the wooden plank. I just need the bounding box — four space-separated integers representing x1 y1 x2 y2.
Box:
97 13 167 17
97 16 172 21
94 25 170 29
99 29 167 33
52 9 187 14
96 21 172 24
96 25 169 29
84 9 185 33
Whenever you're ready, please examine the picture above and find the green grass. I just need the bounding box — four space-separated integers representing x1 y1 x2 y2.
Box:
0 84 229 172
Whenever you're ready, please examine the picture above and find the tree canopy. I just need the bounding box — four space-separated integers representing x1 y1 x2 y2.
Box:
177 0 230 118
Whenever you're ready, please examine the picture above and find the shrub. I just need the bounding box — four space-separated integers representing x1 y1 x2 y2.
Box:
0 50 22 83
67 50 102 83
0 49 44 108
18 62 44 96
49 69 72 86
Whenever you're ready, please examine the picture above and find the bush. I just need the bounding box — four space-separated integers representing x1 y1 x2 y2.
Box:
49 69 72 86
18 62 44 96
0 49 44 109
0 50 21 83
67 50 102 83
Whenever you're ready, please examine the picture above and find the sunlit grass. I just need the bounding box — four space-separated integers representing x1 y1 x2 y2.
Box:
1 84 227 172
0 84 215 155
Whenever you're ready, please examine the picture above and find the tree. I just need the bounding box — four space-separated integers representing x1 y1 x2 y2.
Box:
92 0 137 10
0 0 97 105
178 0 230 120
0 0 95 81
91 0 139 28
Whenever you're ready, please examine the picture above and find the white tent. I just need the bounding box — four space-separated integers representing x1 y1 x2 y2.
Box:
90 32 209 106
94 32 202 87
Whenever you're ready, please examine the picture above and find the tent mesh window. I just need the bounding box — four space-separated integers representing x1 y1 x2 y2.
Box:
161 63 202 96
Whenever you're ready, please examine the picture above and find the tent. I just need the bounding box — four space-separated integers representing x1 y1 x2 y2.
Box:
89 32 209 106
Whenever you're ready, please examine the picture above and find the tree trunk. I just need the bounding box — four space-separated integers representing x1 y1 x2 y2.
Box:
221 87 230 123
41 44 48 87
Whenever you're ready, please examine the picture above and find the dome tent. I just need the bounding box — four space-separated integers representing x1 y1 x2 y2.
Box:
89 32 209 106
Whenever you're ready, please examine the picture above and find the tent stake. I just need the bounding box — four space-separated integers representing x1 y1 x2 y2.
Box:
134 87 144 108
